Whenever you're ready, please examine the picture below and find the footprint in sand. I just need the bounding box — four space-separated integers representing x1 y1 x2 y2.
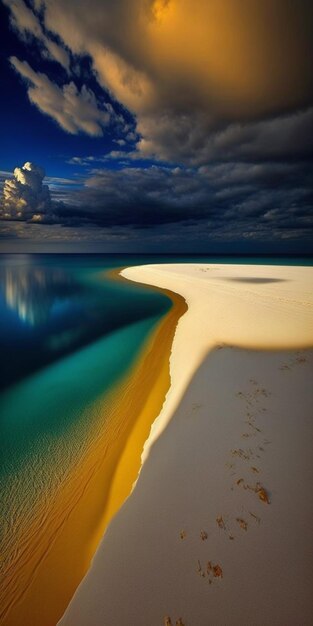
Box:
216 515 226 530
280 364 291 371
215 380 271 558
296 354 307 364
209 562 223 579
231 448 253 461
197 560 206 578
246 422 261 433
192 403 202 412
235 479 270 503
216 515 235 540
280 353 308 372
197 560 223 582
236 517 248 531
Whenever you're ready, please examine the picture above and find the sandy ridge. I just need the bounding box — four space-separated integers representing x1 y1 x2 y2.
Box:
59 263 313 626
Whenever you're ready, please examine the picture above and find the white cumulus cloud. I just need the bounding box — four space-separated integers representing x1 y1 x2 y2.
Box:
0 162 51 221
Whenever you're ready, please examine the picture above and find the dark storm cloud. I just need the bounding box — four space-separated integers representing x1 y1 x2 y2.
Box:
1 0 312 248
1 158 312 244
38 164 310 243
150 107 313 166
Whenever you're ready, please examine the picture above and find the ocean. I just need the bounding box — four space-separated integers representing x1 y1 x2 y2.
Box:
0 252 311 625
1 252 311 505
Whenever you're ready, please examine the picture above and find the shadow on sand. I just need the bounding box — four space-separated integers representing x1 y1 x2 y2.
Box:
221 277 289 284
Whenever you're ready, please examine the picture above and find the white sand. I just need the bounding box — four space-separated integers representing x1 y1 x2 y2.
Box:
59 263 313 626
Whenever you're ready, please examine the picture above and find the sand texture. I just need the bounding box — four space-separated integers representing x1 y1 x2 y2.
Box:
59 264 313 626
1 287 185 626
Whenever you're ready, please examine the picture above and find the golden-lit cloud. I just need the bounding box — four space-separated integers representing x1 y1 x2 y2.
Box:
42 0 313 118
145 0 313 117
10 57 112 136
4 0 313 165
1 1 312 250
31 0 311 162
3 0 70 70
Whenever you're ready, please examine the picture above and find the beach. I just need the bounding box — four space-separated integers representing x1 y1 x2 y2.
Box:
0 280 185 626
59 263 313 626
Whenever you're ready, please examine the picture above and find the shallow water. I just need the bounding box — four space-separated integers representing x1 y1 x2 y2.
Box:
0 255 176 623
0 253 311 624
0 253 311 492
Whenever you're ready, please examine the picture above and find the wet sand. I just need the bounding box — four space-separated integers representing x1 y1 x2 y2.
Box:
0 279 186 626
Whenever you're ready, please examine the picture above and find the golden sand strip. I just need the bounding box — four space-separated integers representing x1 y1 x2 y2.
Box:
59 263 313 626
1 274 187 626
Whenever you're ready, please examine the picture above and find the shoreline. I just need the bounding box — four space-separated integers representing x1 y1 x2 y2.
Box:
59 263 313 626
121 263 313 461
1 274 186 626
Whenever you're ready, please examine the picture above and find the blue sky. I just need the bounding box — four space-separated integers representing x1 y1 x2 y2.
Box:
0 2 135 179
0 0 312 252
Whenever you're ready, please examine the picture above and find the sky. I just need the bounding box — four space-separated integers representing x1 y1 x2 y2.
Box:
0 0 312 253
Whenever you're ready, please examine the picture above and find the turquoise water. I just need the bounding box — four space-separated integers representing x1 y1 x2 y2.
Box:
0 255 173 390
0 256 175 535
0 252 311 618
1 315 163 477
0 254 311 498
0 253 311 478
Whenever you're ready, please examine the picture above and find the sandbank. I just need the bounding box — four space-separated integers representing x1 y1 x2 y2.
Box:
59 263 313 626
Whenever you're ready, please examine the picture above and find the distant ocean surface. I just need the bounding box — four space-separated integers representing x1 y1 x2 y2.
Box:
0 252 312 623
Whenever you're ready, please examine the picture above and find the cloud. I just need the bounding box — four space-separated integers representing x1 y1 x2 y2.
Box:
137 106 313 165
67 156 102 166
37 163 311 243
67 150 145 165
42 38 70 71
10 57 112 136
0 162 51 221
6 1 313 165
43 0 313 115
1 161 312 246
2 1 312 249
39 0 313 163
3 0 70 71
